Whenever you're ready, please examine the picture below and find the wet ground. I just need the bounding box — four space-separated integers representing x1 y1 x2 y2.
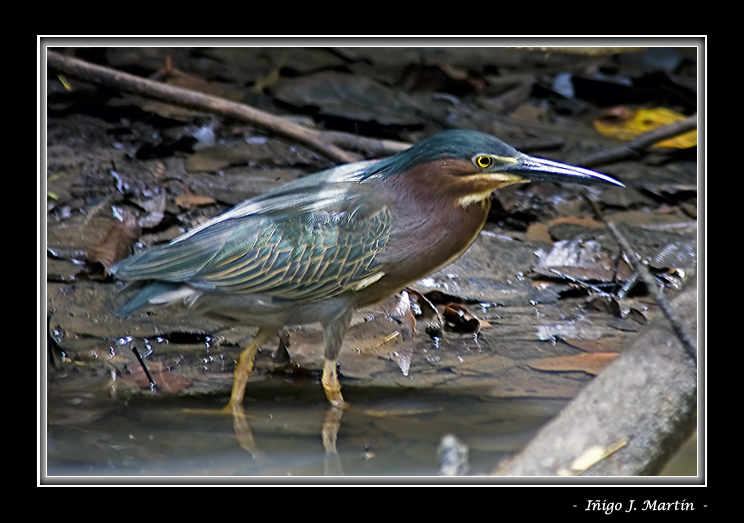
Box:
43 45 699 480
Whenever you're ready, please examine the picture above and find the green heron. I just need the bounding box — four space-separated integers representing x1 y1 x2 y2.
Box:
111 129 623 411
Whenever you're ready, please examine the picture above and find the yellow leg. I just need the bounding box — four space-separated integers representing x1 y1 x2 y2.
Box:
320 307 353 409
224 327 277 412
322 358 345 409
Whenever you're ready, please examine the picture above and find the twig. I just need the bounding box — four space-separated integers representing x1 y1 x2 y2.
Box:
321 130 411 157
494 276 697 476
579 114 697 167
606 222 697 363
582 195 697 363
131 345 157 391
47 51 359 164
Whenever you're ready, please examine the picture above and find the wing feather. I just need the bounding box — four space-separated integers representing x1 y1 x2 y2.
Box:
111 159 392 303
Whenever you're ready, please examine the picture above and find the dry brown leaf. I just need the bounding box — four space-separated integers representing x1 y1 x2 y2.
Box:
526 352 619 375
443 304 484 334
86 211 141 272
525 222 552 243
175 193 217 209
423 290 463 305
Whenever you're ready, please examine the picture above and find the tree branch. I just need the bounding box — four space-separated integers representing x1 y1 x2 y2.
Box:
579 114 697 167
493 277 697 476
47 50 360 164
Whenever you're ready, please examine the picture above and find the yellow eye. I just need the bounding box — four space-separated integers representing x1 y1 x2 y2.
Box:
475 155 492 169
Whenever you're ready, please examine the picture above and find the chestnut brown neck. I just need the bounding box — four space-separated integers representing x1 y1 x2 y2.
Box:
370 160 494 293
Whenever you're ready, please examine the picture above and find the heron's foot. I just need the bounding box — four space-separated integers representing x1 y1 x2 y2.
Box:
321 359 347 409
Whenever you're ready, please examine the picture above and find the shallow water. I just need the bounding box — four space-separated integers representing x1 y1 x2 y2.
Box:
46 385 565 478
45 381 696 479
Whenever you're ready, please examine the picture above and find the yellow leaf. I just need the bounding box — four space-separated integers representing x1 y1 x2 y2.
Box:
571 439 628 474
594 106 696 148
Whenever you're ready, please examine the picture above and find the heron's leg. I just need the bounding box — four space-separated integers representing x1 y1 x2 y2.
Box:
321 307 353 409
224 326 278 412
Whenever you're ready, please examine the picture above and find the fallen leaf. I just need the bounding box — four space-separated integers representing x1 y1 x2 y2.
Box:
423 290 463 305
86 210 141 272
526 352 619 375
442 303 488 334
525 222 552 243
175 193 216 209
626 307 648 324
570 439 628 474
594 106 696 148
125 360 192 393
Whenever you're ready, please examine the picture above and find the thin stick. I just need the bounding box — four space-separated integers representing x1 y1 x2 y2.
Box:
579 114 697 167
47 51 358 164
131 345 157 390
606 222 697 363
